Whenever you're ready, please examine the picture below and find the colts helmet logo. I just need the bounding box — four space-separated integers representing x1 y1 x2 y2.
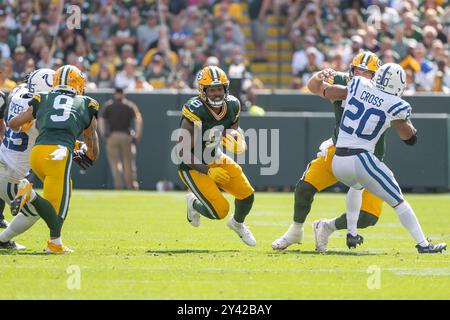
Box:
43 74 52 88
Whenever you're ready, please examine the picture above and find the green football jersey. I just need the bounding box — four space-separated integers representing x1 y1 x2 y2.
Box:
331 72 386 161
179 95 241 171
30 91 99 151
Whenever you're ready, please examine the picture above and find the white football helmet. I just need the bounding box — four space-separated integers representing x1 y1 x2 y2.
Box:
27 68 55 93
372 63 407 97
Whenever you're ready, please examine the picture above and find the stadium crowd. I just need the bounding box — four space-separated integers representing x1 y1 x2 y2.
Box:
0 0 448 93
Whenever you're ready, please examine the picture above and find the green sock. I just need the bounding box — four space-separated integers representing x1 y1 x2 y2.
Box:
334 210 379 230
31 194 63 238
294 180 318 223
193 199 217 219
233 194 254 223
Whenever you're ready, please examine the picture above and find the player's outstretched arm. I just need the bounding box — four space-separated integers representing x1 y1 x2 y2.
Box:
307 69 348 101
83 117 100 161
392 119 418 145
8 107 34 132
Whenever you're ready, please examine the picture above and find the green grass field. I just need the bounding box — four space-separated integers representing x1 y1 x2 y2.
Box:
0 191 448 300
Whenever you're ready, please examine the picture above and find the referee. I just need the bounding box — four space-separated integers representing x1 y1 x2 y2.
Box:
99 87 143 190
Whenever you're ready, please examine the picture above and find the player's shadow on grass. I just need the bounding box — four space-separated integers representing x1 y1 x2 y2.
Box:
275 250 381 256
147 249 240 255
0 251 51 256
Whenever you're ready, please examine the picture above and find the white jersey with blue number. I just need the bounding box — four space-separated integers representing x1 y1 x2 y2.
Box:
0 86 39 181
336 76 411 153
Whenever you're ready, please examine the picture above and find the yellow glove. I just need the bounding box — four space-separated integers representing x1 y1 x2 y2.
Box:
207 167 230 185
222 129 246 154
20 121 34 132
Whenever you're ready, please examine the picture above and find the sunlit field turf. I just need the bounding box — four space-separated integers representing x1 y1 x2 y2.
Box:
0 191 448 300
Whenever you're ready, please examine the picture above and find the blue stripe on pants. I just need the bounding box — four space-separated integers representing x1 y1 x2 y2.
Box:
356 154 402 203
362 152 401 194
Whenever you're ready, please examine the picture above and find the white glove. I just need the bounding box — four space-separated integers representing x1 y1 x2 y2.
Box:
316 138 334 158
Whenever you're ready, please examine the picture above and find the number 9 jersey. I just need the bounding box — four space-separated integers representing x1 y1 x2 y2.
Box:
336 76 412 153
29 91 99 151
0 85 39 180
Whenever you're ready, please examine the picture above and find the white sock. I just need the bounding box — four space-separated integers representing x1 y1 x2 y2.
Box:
30 189 37 202
0 213 39 242
50 237 62 245
395 201 428 246
284 222 303 242
346 188 363 236
327 218 338 231
229 217 242 227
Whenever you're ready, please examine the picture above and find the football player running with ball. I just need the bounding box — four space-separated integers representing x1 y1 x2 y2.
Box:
320 62 446 253
273 52 386 252
8 65 100 254
177 66 256 246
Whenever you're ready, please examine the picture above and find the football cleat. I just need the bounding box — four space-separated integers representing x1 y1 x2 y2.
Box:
227 218 256 247
416 243 447 254
10 179 33 216
0 219 9 229
271 225 303 251
346 233 364 249
0 240 26 250
186 192 200 227
313 219 335 252
46 241 74 254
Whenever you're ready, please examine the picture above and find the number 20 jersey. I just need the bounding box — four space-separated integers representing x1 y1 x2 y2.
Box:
0 86 39 180
336 76 412 154
30 91 99 151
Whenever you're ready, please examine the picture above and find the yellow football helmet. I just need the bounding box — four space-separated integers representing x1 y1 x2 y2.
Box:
197 66 229 108
350 51 381 78
53 65 86 95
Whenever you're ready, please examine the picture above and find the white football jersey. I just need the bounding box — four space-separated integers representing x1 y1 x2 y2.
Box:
336 76 411 153
0 86 39 180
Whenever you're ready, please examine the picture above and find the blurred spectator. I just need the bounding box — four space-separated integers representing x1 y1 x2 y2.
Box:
215 22 245 62
413 43 437 92
99 87 143 190
0 59 16 90
432 58 450 93
291 36 324 77
37 45 55 69
0 23 12 58
403 67 417 95
298 47 321 87
14 3 36 49
169 18 190 53
248 0 270 62
403 12 423 41
87 19 108 53
136 11 160 55
12 46 28 81
109 12 136 52
146 54 171 89
115 57 139 89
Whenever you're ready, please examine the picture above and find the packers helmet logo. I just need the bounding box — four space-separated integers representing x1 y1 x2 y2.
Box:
196 70 204 81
